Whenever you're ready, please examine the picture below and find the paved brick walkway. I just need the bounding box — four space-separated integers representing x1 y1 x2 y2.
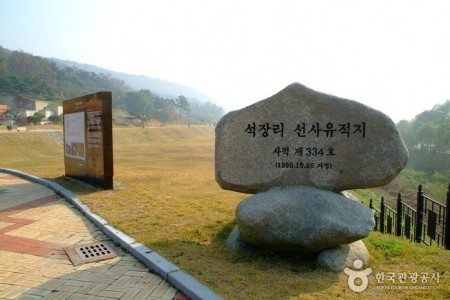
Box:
0 173 186 300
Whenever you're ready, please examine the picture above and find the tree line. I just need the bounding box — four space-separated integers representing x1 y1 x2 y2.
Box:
0 47 126 100
397 100 450 173
0 46 224 124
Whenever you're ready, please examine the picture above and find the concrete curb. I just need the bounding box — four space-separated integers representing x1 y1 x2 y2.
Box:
0 168 224 300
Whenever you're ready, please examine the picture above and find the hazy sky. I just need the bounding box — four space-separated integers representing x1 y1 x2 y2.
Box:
1 0 450 122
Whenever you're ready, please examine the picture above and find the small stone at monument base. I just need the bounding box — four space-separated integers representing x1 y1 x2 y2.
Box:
226 225 265 255
236 186 375 253
317 240 369 272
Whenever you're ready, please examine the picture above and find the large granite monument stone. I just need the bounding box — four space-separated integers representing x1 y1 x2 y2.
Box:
215 83 408 271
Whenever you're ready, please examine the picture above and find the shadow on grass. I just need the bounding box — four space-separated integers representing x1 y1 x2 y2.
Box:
149 221 341 300
46 176 105 196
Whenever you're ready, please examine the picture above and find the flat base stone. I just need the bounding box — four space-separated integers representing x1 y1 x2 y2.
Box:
226 225 318 269
317 240 369 272
236 186 374 253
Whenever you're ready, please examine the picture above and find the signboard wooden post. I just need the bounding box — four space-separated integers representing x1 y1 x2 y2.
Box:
63 91 113 189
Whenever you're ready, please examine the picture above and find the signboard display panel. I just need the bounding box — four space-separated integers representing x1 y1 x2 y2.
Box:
63 91 113 189
64 112 86 160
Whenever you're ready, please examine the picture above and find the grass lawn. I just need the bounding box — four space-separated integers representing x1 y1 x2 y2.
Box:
0 126 449 299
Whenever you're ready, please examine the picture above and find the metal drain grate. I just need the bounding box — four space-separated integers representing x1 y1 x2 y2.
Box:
64 241 118 266
75 242 115 262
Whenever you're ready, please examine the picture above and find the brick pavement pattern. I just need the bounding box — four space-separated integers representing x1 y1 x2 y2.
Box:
0 173 184 300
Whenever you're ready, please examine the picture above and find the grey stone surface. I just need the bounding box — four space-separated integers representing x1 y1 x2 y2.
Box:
70 197 92 214
58 187 77 199
215 82 408 193
84 212 108 229
144 251 180 278
128 242 154 262
168 271 225 300
103 224 137 248
226 225 264 255
47 181 66 194
236 186 375 253
317 240 370 272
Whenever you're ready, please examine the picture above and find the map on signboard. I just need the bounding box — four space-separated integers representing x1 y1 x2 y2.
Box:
64 112 86 160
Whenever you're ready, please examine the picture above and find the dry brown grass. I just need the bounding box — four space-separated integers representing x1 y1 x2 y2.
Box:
0 126 448 299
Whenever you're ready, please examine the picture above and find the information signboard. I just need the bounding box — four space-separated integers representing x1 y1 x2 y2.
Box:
63 91 113 189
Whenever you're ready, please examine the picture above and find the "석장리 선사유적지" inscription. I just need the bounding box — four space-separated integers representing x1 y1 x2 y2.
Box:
244 121 366 138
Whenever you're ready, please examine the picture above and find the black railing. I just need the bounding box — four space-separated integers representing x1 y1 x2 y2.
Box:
368 184 449 250
369 199 380 231
401 200 417 242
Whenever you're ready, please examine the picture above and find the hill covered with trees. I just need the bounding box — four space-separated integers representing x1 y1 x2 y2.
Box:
50 58 215 102
398 101 450 173
0 46 224 124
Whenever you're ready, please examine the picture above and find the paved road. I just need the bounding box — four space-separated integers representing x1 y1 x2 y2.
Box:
0 172 186 300
0 129 63 133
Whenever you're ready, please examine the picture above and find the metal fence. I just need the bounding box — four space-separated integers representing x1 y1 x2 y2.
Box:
369 184 449 250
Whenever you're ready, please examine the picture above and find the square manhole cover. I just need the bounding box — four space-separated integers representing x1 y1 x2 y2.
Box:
64 240 118 266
